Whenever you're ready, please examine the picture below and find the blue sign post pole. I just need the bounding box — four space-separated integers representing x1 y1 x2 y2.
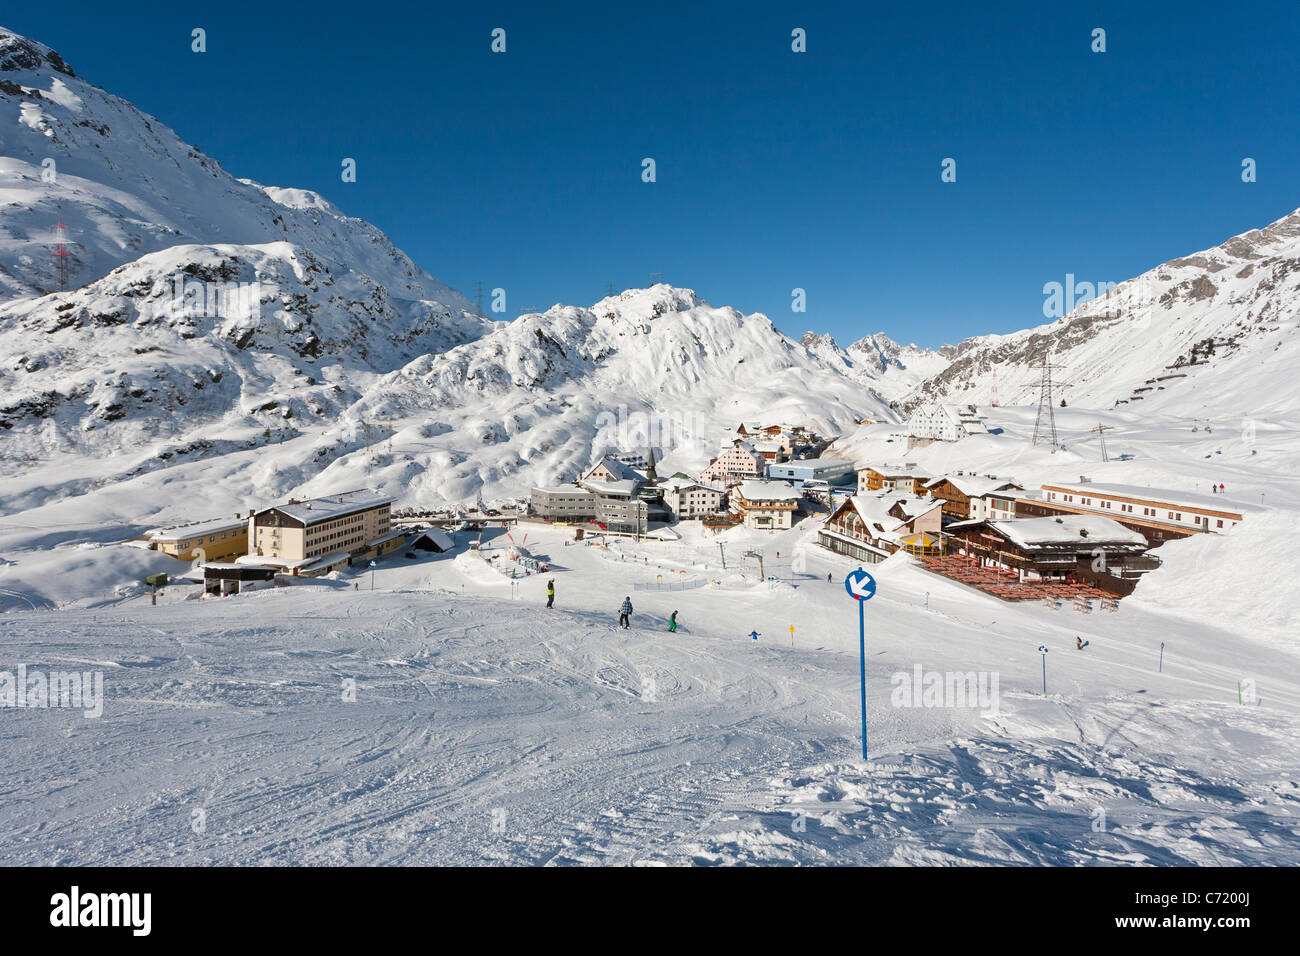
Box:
857 598 867 760
369 559 377 591
844 569 877 762
1037 644 1049 694
1159 641 1165 673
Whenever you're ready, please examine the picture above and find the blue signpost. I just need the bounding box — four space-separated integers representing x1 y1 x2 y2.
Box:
1037 644 1049 694
845 569 877 761
1159 641 1165 673
369 559 377 591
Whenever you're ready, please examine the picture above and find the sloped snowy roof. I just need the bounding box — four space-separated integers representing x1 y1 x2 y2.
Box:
857 462 926 476
772 457 854 470
147 515 247 541
414 528 455 551
581 479 639 497
533 485 592 496
843 493 941 534
926 474 1020 497
988 515 1147 549
734 480 801 502
266 491 393 524
659 477 713 493
585 456 643 481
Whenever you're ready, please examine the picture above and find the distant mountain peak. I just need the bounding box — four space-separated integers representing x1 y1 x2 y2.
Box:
0 27 76 77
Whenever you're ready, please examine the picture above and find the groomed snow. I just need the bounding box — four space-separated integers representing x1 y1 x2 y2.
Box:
2 517 1297 865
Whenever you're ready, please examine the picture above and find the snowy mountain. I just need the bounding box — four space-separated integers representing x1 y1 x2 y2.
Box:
0 28 892 514
0 28 477 305
798 331 950 405
311 286 897 505
0 26 498 476
899 208 1300 419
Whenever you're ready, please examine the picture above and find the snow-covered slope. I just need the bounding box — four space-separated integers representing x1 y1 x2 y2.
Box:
3 519 1298 865
900 208 1300 419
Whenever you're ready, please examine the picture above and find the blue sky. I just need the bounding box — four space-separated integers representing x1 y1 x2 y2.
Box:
9 1 1299 347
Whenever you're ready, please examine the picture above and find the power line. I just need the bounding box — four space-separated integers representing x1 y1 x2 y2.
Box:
1031 349 1069 450
52 214 74 291
1089 422 1114 462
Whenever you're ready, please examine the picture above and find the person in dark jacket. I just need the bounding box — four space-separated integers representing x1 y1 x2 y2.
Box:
546 579 555 608
618 596 633 629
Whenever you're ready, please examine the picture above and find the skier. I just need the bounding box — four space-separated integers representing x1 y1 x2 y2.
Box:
827 572 833 583
1219 482 1225 493
619 596 633 629
668 610 678 633
546 579 555 609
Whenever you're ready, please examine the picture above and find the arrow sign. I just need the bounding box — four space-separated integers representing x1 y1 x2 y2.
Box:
844 567 877 761
844 569 876 601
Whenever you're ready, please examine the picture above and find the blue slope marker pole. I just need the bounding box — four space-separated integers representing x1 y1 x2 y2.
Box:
1159 641 1165 673
1038 644 1049 694
857 597 867 760
845 569 876 762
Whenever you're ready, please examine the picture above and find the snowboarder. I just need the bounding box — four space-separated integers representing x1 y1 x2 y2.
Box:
827 572 833 583
1076 636 1084 650
668 610 678 633
619 596 633 629
546 579 555 609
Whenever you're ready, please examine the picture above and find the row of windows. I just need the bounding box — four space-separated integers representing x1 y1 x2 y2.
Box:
173 529 243 549
1048 492 1229 528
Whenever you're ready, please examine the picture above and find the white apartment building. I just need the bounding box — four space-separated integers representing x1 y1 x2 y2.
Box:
700 440 767 487
906 403 990 442
729 480 801 531
659 478 723 519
